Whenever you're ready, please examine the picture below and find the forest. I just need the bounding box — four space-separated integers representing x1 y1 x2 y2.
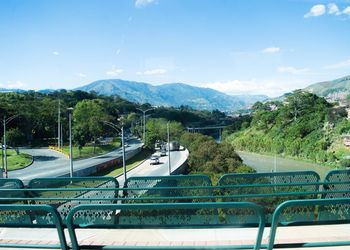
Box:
226 90 350 168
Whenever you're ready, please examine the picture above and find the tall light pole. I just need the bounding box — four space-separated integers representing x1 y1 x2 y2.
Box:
58 99 61 149
103 121 126 182
67 107 74 177
2 114 19 178
167 122 171 175
136 108 154 143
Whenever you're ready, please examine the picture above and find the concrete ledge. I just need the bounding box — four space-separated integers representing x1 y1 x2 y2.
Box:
2 224 350 249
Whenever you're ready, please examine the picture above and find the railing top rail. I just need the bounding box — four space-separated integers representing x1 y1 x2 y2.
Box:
2 188 350 202
219 170 320 183
0 178 25 188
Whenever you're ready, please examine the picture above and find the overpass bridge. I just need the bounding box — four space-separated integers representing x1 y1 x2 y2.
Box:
187 125 227 142
1 169 350 249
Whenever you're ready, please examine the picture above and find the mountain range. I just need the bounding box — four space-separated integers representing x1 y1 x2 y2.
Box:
75 79 267 111
3 75 350 111
304 75 350 103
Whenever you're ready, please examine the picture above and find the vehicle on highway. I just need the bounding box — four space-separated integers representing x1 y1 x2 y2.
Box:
150 156 160 165
160 149 167 157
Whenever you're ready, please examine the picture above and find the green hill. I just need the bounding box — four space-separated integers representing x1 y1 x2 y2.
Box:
304 75 350 102
76 79 267 112
226 90 350 167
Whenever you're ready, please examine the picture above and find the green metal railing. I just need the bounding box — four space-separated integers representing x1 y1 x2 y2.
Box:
1 172 350 249
124 174 213 199
268 198 350 249
323 169 350 199
0 204 68 249
66 202 265 250
27 177 119 223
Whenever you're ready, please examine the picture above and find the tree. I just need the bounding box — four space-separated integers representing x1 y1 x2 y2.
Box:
6 128 26 154
73 99 110 153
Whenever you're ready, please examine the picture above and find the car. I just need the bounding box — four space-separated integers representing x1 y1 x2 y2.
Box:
160 149 167 157
150 156 160 165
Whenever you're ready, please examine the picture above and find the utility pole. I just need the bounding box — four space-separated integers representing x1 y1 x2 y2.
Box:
103 121 127 182
67 107 74 177
2 115 19 178
136 108 154 143
167 122 171 175
58 99 61 149
121 127 126 182
60 123 63 149
3 117 6 178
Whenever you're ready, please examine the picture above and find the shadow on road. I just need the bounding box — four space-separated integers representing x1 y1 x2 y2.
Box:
34 156 59 161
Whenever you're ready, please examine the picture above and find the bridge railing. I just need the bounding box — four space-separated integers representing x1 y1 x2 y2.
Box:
0 204 68 249
66 202 265 250
268 198 350 250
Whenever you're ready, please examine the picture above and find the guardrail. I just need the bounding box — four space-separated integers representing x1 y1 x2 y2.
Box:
0 204 68 249
66 202 265 250
268 198 350 249
1 170 350 249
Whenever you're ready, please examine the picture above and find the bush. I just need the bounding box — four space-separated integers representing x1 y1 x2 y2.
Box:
340 158 350 168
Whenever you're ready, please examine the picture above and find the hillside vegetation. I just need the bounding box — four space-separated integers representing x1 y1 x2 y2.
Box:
144 118 254 183
76 79 266 111
227 90 350 167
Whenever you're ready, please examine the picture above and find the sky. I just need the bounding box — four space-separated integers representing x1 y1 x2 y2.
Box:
0 0 350 97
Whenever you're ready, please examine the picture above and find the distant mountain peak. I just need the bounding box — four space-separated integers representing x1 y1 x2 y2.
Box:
76 79 267 111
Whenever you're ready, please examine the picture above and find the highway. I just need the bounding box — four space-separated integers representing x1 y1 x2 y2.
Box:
117 148 189 187
8 138 143 183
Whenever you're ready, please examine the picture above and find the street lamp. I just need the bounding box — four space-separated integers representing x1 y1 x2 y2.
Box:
67 107 74 177
1 114 19 178
57 99 61 149
136 108 154 143
102 121 127 182
167 122 171 175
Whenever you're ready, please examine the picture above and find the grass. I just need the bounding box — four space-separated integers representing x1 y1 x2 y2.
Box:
93 149 152 177
61 138 121 160
0 149 33 171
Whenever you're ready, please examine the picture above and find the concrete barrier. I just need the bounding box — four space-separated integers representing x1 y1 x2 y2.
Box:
66 147 143 178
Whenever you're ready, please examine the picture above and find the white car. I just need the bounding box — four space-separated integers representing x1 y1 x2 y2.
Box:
150 156 160 165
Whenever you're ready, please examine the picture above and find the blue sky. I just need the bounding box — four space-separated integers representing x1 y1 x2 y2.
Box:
0 0 350 96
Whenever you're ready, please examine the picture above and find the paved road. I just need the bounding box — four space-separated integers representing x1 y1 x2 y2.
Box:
8 138 143 183
117 148 189 187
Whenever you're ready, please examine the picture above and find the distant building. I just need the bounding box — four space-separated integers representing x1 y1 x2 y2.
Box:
342 134 350 147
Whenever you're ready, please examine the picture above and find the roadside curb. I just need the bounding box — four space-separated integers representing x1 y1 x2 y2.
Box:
115 156 149 179
48 146 70 159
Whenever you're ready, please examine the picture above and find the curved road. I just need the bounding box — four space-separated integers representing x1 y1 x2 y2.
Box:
8 138 143 183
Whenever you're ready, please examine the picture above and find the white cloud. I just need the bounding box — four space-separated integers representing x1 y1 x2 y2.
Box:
5 81 26 89
262 47 280 53
76 73 87 78
137 68 167 75
52 51 60 56
325 59 350 69
106 65 124 76
135 0 156 8
277 66 309 74
328 3 341 15
304 4 326 18
203 79 305 97
343 6 350 14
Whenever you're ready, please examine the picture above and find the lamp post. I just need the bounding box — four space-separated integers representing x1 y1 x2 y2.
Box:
102 121 126 182
67 107 74 177
2 114 19 178
58 99 61 149
167 122 171 175
136 108 154 143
